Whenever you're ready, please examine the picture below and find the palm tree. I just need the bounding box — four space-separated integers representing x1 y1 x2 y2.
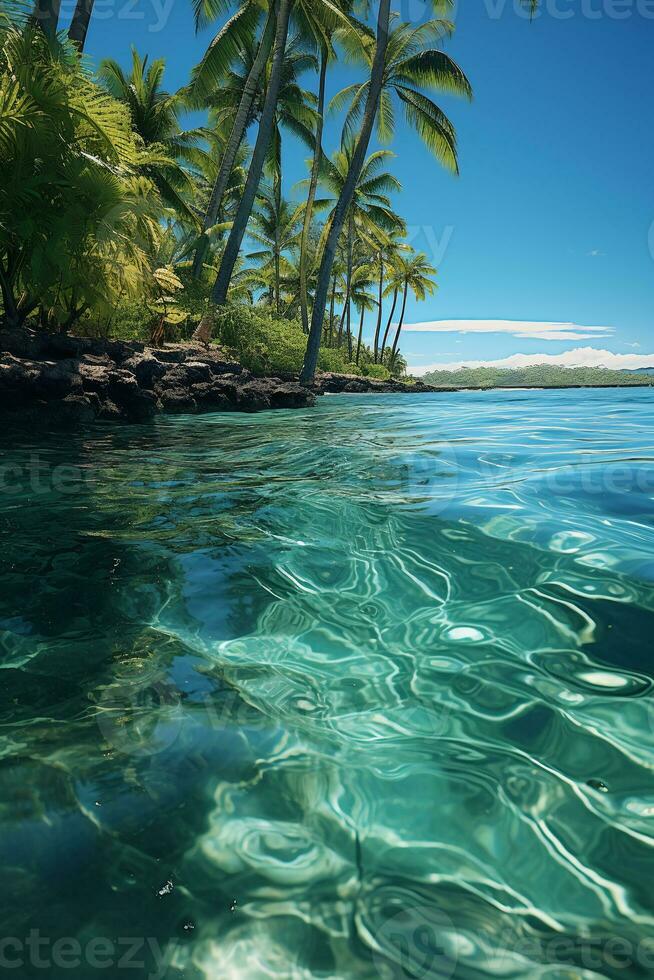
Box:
32 0 60 38
189 0 277 279
210 0 311 307
350 265 376 365
245 184 304 314
192 0 355 302
311 145 403 354
190 22 318 279
300 0 469 383
300 0 397 382
331 16 471 171
298 43 328 334
68 0 94 50
377 232 413 359
389 250 437 363
371 230 409 361
297 7 366 333
98 49 210 223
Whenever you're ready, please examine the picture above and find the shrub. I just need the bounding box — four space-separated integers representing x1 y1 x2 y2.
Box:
0 19 166 331
210 306 364 377
362 363 391 381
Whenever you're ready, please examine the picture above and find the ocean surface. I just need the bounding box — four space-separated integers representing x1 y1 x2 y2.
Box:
1 388 654 979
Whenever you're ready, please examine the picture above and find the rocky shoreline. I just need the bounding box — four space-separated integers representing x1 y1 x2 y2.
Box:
0 329 441 424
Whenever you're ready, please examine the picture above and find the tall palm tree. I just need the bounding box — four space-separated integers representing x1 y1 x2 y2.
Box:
389 250 437 362
190 20 318 278
189 0 276 279
331 16 471 171
210 0 366 308
371 230 409 361
189 35 319 341
68 0 93 50
300 0 397 382
210 0 309 307
300 0 467 383
297 8 366 333
298 42 327 334
310 145 403 353
32 0 60 38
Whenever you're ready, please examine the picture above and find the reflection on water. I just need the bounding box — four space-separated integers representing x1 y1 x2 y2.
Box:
1 388 654 978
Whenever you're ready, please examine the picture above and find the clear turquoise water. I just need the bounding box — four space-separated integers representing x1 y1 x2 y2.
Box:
1 388 654 979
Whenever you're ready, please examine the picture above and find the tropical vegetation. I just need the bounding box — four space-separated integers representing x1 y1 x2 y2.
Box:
0 0 539 380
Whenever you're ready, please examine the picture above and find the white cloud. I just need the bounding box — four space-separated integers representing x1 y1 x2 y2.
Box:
403 319 614 342
411 347 654 377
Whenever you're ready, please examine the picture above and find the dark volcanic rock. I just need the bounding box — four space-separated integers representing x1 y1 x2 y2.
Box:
78 362 111 393
236 381 271 412
269 382 316 409
0 329 386 425
55 394 97 423
159 389 197 414
0 354 40 403
35 360 83 399
190 383 231 411
122 354 167 390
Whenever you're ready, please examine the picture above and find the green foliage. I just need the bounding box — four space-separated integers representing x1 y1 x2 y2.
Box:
361 363 391 380
0 16 168 330
0 3 450 384
421 365 654 389
210 305 362 376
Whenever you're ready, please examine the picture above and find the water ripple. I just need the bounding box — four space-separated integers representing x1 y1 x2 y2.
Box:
1 388 653 978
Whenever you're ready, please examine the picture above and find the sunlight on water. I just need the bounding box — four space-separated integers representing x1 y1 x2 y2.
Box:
1 388 654 978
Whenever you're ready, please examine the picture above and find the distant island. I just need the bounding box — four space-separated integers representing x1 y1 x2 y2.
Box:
419 365 654 389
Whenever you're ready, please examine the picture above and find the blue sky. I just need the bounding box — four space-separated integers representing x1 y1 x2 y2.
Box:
61 0 654 371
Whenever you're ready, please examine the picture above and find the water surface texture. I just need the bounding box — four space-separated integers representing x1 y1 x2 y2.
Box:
2 389 654 979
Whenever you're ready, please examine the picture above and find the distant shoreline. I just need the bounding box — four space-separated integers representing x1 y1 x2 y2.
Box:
405 382 654 392
414 364 654 392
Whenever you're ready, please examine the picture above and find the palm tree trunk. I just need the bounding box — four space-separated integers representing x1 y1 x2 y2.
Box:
0 263 20 330
328 272 336 346
380 287 398 363
68 0 94 50
336 298 346 347
300 0 391 384
390 280 409 361
191 6 276 283
373 254 384 362
345 214 354 359
32 0 61 38
299 45 327 334
211 0 292 307
274 176 282 315
346 295 353 360
275 252 281 316
336 215 354 348
355 305 365 365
